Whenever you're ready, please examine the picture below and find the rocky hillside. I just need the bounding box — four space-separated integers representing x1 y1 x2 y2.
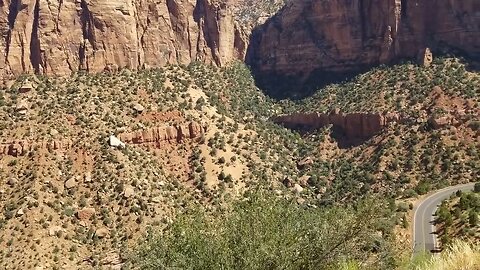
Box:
0 63 305 269
0 57 477 268
277 58 479 198
0 1 478 268
247 0 480 97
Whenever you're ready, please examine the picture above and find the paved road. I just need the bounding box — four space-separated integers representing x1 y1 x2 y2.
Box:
412 183 476 254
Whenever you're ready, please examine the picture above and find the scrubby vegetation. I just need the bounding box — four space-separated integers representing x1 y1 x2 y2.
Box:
293 58 479 114
406 240 480 270
0 57 477 268
233 0 288 24
435 188 480 247
133 189 397 270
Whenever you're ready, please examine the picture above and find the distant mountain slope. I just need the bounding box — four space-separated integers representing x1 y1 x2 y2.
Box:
247 0 480 97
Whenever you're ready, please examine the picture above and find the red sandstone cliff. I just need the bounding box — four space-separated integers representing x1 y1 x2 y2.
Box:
0 122 205 157
0 0 248 79
272 111 401 139
0 139 73 157
1 0 478 85
247 0 479 96
119 121 206 145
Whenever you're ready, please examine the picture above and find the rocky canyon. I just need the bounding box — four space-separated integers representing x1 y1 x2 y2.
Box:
0 0 478 91
247 0 480 97
0 1 479 268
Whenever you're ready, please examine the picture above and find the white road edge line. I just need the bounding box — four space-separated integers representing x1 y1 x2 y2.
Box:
412 183 475 254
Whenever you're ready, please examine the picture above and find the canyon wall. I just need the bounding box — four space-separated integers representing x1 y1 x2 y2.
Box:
247 0 480 97
0 0 248 79
1 0 478 89
272 111 401 139
119 121 206 145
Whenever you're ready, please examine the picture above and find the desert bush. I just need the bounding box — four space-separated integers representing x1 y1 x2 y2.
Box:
132 190 396 269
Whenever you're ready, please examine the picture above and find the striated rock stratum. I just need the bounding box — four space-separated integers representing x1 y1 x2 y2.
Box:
119 121 206 145
0 0 248 78
247 0 480 97
272 111 402 139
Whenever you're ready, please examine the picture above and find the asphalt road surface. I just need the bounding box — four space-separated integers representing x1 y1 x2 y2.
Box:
412 183 476 254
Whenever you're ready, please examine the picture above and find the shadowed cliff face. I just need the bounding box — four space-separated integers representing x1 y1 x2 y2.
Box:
272 111 402 147
247 0 480 99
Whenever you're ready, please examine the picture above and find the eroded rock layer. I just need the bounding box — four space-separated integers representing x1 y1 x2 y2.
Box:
119 121 206 145
0 0 247 79
0 139 73 157
272 111 401 139
0 122 205 157
247 0 480 97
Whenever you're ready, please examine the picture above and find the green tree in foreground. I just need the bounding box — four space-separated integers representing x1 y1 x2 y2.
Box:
469 210 478 227
131 190 397 269
474 182 480 193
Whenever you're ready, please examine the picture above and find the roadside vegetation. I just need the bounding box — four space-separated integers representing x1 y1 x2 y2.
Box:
435 185 480 247
132 188 398 269
405 240 480 270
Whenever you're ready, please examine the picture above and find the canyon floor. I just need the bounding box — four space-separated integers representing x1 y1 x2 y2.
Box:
0 57 478 269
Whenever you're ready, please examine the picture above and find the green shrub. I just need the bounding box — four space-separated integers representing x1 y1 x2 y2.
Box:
474 182 480 193
132 191 395 269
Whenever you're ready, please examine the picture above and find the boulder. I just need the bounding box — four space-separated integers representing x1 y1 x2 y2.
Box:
16 208 24 216
298 157 314 168
429 116 451 129
19 81 34 93
298 175 311 187
109 135 126 148
95 228 109 238
65 178 77 189
49 226 63 236
293 184 303 194
188 122 204 138
15 100 29 113
296 197 306 205
123 185 135 198
84 172 92 183
133 103 145 113
49 129 59 137
417 48 433 67
77 208 96 221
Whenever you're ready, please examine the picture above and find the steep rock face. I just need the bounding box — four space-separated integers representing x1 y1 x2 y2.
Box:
0 122 206 157
119 121 206 145
0 0 247 79
272 111 401 139
247 0 480 97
